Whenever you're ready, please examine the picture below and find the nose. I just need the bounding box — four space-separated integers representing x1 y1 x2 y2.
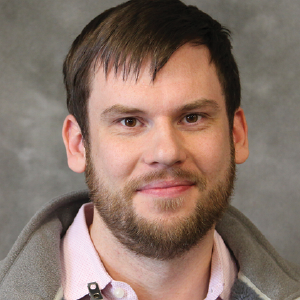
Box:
143 122 187 167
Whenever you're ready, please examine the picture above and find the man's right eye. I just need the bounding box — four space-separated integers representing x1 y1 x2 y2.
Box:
120 117 138 127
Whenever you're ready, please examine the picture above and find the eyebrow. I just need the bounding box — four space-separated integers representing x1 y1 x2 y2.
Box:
101 104 145 119
181 99 221 112
101 99 220 119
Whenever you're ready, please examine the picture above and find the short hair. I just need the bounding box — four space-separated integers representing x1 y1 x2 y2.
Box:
63 0 241 141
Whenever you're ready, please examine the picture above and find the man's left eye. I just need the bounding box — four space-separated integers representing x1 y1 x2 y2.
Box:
184 114 201 123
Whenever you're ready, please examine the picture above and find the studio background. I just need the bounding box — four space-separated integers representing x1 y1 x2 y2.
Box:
0 0 299 264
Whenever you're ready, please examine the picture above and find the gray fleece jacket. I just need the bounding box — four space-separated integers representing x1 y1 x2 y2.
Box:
0 190 299 300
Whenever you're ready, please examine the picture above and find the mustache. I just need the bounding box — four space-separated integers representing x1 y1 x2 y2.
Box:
124 168 207 194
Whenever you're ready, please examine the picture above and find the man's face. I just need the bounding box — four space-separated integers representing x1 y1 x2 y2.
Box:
85 45 236 260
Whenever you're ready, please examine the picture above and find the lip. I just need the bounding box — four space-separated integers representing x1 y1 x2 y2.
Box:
137 180 195 197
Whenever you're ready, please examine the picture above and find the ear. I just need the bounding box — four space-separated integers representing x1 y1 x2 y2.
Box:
232 108 249 164
62 115 86 173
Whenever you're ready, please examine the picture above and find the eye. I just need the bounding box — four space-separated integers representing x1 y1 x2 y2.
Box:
184 114 201 123
120 117 138 127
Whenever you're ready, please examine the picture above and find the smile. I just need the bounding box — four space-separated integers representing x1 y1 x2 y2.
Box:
136 180 195 197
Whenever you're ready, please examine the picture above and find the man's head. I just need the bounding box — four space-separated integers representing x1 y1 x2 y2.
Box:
62 0 248 260
63 0 241 142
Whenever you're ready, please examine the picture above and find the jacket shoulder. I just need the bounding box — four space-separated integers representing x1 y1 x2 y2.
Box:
0 190 90 299
217 206 300 299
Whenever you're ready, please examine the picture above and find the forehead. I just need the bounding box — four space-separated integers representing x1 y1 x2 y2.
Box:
89 44 225 113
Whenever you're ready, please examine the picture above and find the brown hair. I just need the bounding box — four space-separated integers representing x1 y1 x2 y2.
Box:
63 0 240 141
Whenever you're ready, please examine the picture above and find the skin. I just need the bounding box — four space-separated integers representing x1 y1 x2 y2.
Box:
63 44 249 300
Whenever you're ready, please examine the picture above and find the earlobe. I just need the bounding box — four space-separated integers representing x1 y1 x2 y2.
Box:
62 115 86 173
232 108 249 164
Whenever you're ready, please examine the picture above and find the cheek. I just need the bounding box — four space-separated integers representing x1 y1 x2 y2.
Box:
191 131 232 177
91 134 140 182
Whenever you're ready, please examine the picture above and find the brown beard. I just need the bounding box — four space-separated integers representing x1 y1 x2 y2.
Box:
85 144 236 261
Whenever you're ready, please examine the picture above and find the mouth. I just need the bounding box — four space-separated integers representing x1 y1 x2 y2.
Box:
136 180 195 198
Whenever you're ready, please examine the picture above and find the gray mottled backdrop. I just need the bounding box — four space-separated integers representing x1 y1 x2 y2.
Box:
0 0 299 264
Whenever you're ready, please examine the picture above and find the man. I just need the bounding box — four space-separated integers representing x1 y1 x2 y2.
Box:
0 0 299 299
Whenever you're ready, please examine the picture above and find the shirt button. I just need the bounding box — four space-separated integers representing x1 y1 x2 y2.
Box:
113 287 125 298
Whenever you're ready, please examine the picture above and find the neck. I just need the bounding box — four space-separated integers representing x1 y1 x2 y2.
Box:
90 209 215 300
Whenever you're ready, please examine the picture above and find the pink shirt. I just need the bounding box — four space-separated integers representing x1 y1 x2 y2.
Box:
61 203 237 300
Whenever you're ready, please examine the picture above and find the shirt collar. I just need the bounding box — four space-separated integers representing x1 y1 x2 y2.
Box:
61 203 112 299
